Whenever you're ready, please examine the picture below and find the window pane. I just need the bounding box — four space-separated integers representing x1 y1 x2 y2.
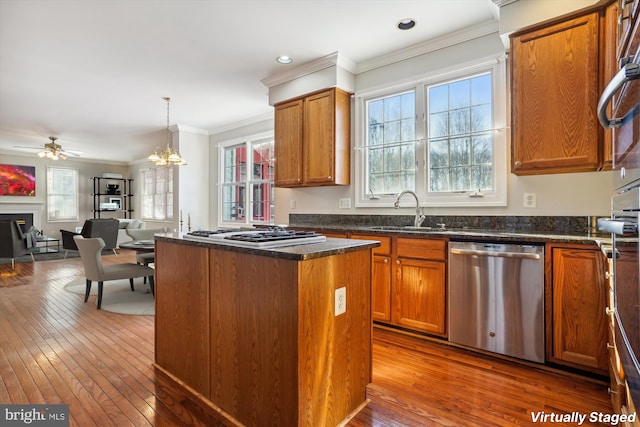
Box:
365 90 416 195
427 71 493 193
221 136 274 225
47 167 78 221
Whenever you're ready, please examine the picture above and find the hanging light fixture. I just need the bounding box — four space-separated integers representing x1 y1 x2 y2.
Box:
38 136 68 160
148 97 187 166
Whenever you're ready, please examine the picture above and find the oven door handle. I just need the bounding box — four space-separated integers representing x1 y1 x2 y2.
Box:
597 62 640 129
598 218 637 235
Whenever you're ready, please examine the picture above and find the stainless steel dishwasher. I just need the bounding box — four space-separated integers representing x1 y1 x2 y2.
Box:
448 241 545 363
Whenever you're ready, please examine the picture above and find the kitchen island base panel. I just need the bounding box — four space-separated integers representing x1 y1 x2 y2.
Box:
155 238 374 427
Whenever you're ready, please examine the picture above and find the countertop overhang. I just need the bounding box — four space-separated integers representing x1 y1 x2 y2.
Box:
155 233 380 261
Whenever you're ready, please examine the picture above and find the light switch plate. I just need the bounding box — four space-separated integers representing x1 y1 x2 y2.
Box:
335 287 346 316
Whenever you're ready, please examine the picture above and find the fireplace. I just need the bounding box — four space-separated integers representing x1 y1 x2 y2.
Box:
0 213 34 233
0 204 43 232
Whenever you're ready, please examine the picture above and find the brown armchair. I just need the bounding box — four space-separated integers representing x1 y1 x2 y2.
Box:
0 220 34 269
61 218 119 258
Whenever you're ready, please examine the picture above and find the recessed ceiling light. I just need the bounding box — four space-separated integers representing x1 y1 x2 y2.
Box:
276 55 293 64
397 18 416 30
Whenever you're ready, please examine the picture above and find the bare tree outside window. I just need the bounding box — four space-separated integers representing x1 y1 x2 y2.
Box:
428 72 493 193
366 91 416 195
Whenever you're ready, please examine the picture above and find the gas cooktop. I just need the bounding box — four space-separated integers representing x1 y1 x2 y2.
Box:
183 228 327 248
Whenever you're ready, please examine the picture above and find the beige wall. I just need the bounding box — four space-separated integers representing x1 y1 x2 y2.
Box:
0 153 130 237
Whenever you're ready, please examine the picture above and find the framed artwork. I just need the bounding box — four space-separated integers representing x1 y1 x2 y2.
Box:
109 197 122 209
0 164 36 196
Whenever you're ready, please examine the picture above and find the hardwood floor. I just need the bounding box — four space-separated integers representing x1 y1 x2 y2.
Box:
0 254 613 426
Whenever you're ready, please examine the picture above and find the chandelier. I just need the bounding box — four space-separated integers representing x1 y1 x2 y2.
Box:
38 136 68 160
147 97 187 166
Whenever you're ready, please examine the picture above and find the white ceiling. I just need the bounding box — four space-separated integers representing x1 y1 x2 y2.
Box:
0 0 498 164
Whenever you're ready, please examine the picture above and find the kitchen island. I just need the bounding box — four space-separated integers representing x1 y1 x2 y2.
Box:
153 233 379 427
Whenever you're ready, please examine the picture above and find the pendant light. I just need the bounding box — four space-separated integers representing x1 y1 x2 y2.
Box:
147 97 187 166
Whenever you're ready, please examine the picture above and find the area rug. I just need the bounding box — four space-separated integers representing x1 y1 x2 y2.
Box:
64 277 155 315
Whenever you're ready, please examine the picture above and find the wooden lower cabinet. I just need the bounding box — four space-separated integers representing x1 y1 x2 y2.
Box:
547 244 608 374
393 256 446 335
352 234 392 322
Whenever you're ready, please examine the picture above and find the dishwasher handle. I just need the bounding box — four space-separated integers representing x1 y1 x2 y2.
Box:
450 247 541 260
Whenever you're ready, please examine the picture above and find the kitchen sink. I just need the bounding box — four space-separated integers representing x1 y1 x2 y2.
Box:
366 225 449 232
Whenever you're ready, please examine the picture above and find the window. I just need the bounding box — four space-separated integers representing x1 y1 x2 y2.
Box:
356 58 506 207
219 134 274 225
47 167 78 221
141 168 173 220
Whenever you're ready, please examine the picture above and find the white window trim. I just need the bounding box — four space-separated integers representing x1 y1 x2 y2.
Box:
217 130 274 228
355 55 508 208
46 166 79 222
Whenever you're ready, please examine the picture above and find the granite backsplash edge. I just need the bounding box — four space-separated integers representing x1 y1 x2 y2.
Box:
288 214 604 235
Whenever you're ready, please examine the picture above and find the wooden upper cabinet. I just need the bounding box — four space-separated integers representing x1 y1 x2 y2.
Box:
510 12 603 175
274 88 351 187
274 98 304 186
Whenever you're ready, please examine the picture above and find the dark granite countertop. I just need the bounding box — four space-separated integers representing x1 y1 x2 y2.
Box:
286 214 612 248
155 233 380 261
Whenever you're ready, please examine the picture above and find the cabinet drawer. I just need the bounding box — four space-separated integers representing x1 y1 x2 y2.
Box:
396 237 446 261
351 234 391 255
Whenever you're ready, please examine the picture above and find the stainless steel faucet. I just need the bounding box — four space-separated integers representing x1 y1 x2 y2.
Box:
394 190 426 227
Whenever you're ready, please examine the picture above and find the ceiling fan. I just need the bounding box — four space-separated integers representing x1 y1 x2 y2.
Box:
13 136 82 160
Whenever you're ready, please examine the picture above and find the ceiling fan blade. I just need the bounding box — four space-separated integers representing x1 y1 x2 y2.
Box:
60 149 82 157
12 145 42 150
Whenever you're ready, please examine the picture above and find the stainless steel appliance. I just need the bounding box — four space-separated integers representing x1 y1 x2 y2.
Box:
448 241 545 363
184 228 326 248
597 24 640 408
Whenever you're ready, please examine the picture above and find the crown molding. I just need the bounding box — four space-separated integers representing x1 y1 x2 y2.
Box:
175 124 209 136
261 51 356 88
491 0 519 6
210 111 275 136
355 19 499 74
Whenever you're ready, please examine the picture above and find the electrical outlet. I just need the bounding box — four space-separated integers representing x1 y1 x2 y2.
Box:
523 192 536 208
290 199 296 209
338 198 351 209
335 287 346 316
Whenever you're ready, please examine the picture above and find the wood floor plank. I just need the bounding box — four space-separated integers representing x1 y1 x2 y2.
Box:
0 251 613 426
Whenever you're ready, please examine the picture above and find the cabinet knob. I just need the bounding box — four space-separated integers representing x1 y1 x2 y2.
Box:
514 161 522 167
396 260 400 265
384 258 389 263
607 343 615 350
608 387 618 395
606 307 614 316
605 271 611 280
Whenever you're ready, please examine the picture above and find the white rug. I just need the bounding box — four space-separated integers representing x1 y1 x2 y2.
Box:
64 277 155 315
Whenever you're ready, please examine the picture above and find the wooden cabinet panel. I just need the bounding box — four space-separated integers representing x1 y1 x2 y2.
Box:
393 257 446 335
371 255 392 321
396 237 446 261
351 234 391 255
274 99 303 186
511 13 601 174
352 234 392 321
274 88 350 187
548 245 608 373
155 242 210 396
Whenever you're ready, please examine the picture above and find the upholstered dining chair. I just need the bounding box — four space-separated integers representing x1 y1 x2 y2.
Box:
0 220 34 269
61 218 119 258
73 236 154 309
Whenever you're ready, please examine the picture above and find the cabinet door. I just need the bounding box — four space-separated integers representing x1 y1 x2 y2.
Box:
304 90 336 185
274 98 304 186
550 246 608 373
372 255 392 321
511 13 600 174
393 258 446 335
